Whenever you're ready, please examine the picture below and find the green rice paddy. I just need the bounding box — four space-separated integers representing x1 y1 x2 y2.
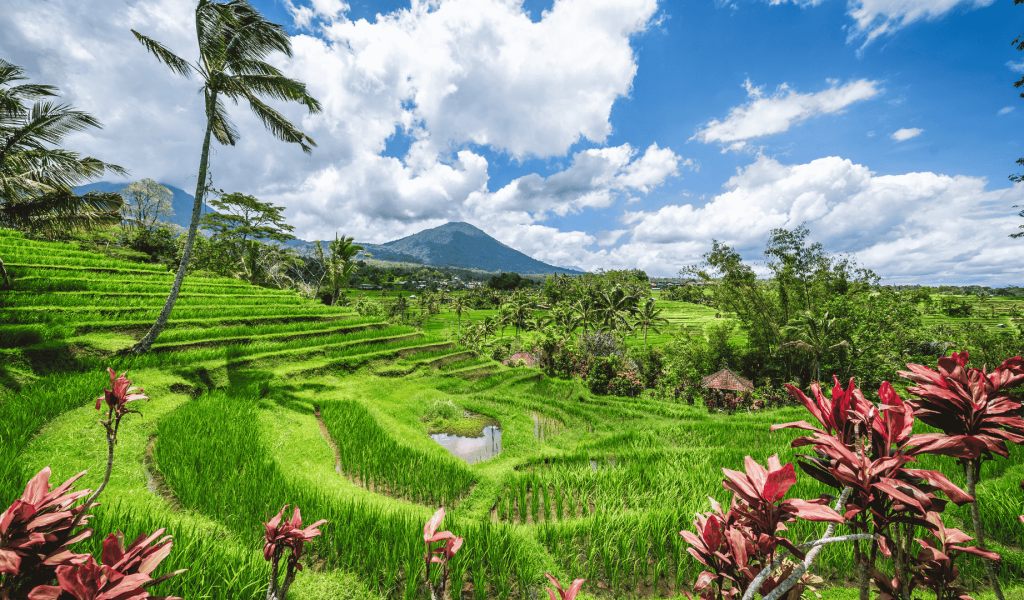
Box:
1 229 1022 600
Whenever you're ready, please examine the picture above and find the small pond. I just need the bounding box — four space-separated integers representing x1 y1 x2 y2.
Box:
430 425 502 464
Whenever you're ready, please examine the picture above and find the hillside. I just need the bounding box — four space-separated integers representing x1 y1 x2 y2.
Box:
74 181 215 230
354 222 585 275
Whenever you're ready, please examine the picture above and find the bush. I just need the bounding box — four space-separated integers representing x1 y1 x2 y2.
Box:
122 225 178 263
607 370 643 397
579 331 622 359
586 355 619 394
629 345 663 389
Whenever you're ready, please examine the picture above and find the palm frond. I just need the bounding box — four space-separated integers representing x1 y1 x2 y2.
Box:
221 0 292 62
209 95 240 146
131 30 193 78
241 93 316 154
230 74 321 113
0 189 125 236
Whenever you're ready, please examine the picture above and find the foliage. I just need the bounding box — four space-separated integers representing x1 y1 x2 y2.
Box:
122 225 178 264
0 60 127 238
607 370 643 397
586 355 620 394
629 345 664 389
120 179 174 229
199 191 301 285
422 508 464 600
263 505 327 600
488 272 532 290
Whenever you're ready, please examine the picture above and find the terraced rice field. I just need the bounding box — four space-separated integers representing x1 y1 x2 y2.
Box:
1 228 1022 600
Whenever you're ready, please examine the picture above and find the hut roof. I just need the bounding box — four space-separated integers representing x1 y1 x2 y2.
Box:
700 367 754 392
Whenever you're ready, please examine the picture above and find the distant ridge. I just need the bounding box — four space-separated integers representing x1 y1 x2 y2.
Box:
74 181 215 230
298 222 585 276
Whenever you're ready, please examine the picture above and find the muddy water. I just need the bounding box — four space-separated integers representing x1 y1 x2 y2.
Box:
431 426 502 464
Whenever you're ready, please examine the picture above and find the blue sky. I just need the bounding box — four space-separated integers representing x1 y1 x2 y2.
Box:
2 0 1023 282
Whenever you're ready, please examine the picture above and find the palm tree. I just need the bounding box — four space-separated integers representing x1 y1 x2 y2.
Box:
634 298 669 346
450 295 472 333
1 60 127 240
573 298 598 335
779 310 849 383
511 296 533 340
496 305 513 338
130 0 321 353
327 234 363 305
598 288 636 336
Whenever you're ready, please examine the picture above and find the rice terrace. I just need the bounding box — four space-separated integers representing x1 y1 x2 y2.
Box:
3 1 1024 600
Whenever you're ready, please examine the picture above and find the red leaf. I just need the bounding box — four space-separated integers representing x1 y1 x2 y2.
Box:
695 571 715 591
763 462 796 502
703 515 722 551
783 499 844 522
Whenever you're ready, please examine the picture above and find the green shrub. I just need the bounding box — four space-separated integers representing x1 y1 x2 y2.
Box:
425 398 461 421
586 355 619 394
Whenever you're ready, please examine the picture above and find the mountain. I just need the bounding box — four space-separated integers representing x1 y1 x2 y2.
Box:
359 222 585 275
74 181 215 230
299 222 585 276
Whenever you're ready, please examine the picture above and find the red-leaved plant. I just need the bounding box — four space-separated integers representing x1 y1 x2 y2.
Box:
262 505 327 600
898 351 1024 600
681 455 844 600
422 508 463 600
543 573 585 600
773 378 975 600
0 368 182 600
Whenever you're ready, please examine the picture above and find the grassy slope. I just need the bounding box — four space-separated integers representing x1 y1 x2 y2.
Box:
2 229 1023 600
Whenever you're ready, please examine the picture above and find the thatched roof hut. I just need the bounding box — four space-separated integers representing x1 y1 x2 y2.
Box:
700 367 754 392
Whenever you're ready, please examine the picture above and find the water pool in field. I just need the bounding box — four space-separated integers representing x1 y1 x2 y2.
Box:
430 426 502 464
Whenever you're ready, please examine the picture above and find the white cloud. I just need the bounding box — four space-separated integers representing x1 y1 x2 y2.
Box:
463 142 682 218
1008 60 1024 74
555 155 1024 284
847 0 995 48
999 106 1015 116
693 79 881 151
892 127 923 141
0 0 665 246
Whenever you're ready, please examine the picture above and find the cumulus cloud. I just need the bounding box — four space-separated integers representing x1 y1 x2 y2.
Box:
1008 60 1024 74
892 127 923 141
693 79 881 152
546 155 1023 284
0 0 668 246
847 0 995 47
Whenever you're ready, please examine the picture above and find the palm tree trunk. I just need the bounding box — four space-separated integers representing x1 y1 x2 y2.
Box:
0 257 9 287
131 92 217 354
965 460 1005 600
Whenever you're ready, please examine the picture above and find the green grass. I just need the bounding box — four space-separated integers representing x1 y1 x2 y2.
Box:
4 233 1024 600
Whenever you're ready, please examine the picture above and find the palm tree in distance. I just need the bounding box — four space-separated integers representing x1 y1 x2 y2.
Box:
779 310 849 384
129 0 321 353
634 298 669 346
450 295 472 334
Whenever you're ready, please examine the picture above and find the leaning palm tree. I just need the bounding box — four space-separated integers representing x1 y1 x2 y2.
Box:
327 234 363 305
0 60 127 242
129 0 322 353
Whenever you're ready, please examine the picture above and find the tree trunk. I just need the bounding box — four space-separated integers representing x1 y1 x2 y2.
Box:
0 257 9 287
131 92 217 354
966 460 1005 600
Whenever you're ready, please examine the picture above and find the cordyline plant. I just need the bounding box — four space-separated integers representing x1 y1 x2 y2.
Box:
90 368 149 506
869 511 999 600
543 573 585 600
899 351 1024 600
681 454 869 600
773 377 976 600
262 505 326 600
0 368 182 600
422 508 463 600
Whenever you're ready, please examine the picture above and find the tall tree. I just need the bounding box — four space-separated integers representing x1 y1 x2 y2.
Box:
0 60 126 238
121 179 173 228
327 234 363 305
1013 0 1024 239
130 0 321 353
199 191 296 283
